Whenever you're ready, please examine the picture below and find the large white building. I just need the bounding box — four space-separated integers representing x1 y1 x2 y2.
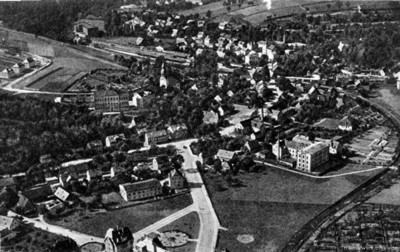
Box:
297 142 330 172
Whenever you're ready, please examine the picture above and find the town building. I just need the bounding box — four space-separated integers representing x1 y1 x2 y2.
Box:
105 133 126 148
167 169 186 190
129 93 144 108
144 130 169 146
15 193 36 215
0 177 17 192
54 187 70 202
23 57 36 69
86 169 102 182
74 17 105 37
94 90 130 113
0 216 21 242
22 183 53 201
244 140 262 153
167 124 188 140
203 110 219 124
0 68 15 79
339 116 353 131
87 140 103 151
12 62 25 75
104 227 133 252
152 156 170 173
297 142 330 172
215 149 237 162
119 179 162 201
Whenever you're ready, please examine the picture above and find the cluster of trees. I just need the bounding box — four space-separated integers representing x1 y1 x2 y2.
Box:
0 0 137 41
0 94 141 175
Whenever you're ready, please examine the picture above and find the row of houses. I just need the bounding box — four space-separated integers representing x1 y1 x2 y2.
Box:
0 57 36 79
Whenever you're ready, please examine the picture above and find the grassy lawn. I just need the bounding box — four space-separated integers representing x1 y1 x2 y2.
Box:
159 211 200 239
368 180 400 205
203 166 383 251
166 241 197 252
47 194 192 238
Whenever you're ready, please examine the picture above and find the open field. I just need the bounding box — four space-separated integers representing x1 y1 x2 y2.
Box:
204 166 383 251
47 194 192 238
368 180 400 205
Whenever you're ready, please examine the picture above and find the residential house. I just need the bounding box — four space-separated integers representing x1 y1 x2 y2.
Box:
0 216 21 242
119 179 162 201
104 227 133 252
105 133 126 148
129 93 144 108
215 149 237 162
87 140 103 151
152 156 170 172
167 124 188 140
15 193 36 215
166 169 186 190
110 166 124 178
0 68 15 79
23 57 35 69
0 177 17 192
12 62 25 75
40 154 53 164
94 90 130 113
86 169 102 182
144 130 169 146
54 187 70 203
339 116 353 131
203 110 219 124
244 140 262 153
132 115 148 130
297 142 329 172
22 184 53 201
74 18 105 37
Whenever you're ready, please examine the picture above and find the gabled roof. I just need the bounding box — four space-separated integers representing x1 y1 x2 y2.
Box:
0 177 16 188
106 133 126 144
54 187 70 202
22 184 52 200
203 110 218 124
0 216 17 229
120 179 161 193
284 140 309 150
87 169 102 178
216 149 236 160
167 124 188 133
169 169 184 180
146 130 168 138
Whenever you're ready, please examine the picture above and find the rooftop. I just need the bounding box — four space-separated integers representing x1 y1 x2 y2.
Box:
120 179 161 193
301 142 329 155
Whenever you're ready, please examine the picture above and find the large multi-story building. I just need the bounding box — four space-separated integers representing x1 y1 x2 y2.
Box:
94 90 129 113
119 179 162 201
144 130 169 146
297 142 329 172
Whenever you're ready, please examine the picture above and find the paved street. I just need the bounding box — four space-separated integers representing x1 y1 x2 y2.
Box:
132 204 196 242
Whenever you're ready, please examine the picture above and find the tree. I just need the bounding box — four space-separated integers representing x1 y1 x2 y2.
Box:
206 10 212 19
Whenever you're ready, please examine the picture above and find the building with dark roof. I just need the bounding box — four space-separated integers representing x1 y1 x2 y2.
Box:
152 155 170 172
74 18 105 37
0 177 17 192
104 227 133 252
144 130 169 146
119 179 162 201
94 90 130 113
167 124 188 140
